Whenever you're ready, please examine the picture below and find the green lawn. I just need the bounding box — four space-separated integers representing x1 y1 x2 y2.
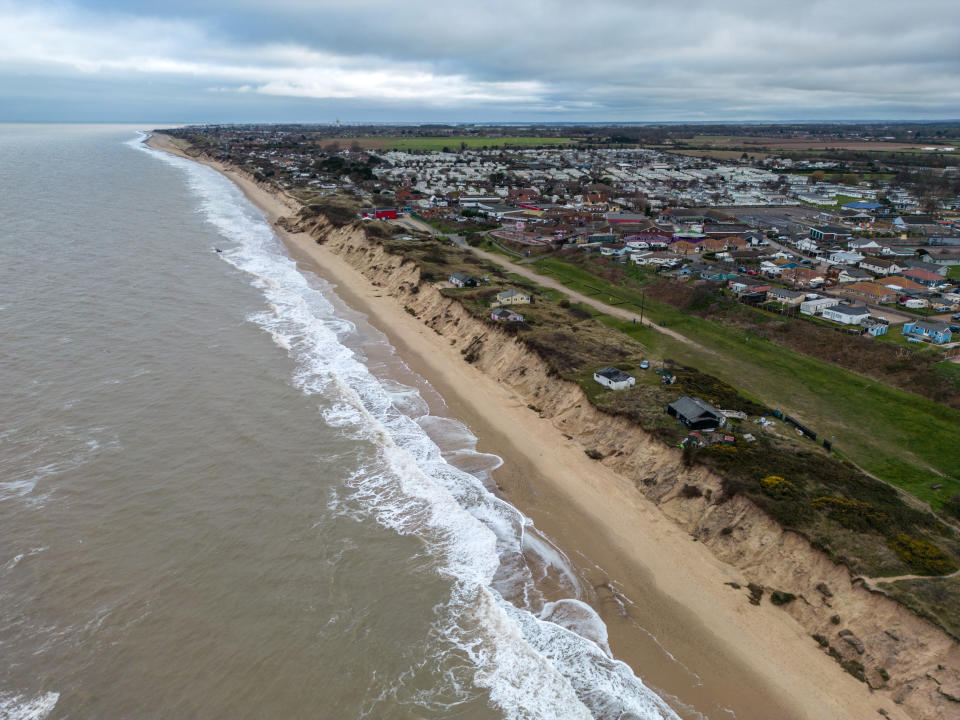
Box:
948 265 960 282
381 136 573 151
531 258 960 507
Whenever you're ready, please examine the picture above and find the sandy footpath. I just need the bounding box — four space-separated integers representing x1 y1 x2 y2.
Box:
146 132 909 720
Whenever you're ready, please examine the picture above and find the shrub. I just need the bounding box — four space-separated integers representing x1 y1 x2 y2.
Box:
770 590 797 606
760 475 799 500
841 659 867 683
748 583 764 605
680 484 703 498
886 533 959 575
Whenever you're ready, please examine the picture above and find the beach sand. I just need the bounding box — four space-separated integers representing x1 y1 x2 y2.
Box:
147 131 908 720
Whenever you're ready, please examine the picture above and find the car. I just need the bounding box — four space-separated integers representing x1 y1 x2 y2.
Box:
640 360 650 370
746 269 758 275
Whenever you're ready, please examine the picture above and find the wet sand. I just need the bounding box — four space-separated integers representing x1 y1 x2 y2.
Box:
147 131 908 720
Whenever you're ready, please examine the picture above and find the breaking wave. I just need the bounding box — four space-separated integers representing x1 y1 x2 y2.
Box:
135 132 680 720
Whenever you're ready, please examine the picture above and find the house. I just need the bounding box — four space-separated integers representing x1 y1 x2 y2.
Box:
800 296 840 315
859 257 902 276
449 271 478 288
729 277 772 295
837 281 897 305
593 366 636 390
902 320 953 344
811 225 853 242
901 268 946 287
848 238 883 252
829 250 865 266
767 287 806 307
860 316 889 337
782 266 826 288
374 208 398 220
883 276 927 294
838 267 872 283
894 215 939 234
490 307 524 323
822 304 871 325
667 396 727 431
493 289 531 306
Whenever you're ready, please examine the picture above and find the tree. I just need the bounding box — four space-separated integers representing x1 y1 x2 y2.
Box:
808 170 826 184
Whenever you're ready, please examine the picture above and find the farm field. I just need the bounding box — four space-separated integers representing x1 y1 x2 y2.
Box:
319 136 574 151
529 257 960 507
672 135 957 153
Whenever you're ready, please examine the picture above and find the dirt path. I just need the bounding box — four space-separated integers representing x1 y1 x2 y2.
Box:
466 243 702 347
862 567 960 586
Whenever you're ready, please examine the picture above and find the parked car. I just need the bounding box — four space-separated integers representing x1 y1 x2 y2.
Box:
640 360 650 370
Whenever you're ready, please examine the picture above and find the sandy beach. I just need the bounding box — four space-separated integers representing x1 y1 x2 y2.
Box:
147 131 911 720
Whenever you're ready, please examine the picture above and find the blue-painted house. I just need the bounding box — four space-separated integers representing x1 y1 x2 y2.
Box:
902 320 953 344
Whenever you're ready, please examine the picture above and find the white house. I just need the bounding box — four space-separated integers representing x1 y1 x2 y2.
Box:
829 250 865 266
800 296 840 315
859 257 902 276
593 366 636 390
822 305 871 325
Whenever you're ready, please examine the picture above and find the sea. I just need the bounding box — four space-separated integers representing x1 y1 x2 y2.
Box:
0 124 704 720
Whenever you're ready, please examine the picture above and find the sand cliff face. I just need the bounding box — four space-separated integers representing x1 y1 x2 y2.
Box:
293 214 959 718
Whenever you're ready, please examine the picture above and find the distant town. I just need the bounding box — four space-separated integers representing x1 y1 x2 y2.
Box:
169 122 960 344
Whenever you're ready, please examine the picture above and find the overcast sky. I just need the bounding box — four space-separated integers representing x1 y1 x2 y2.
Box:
2 0 959 123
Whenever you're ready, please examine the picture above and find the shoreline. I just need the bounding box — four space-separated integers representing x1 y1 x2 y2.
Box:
145 131 910 720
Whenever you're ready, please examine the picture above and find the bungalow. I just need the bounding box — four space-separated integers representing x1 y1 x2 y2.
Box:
449 271 478 288
901 268 946 287
800 296 840 315
702 223 750 237
902 320 953 344
667 396 727 431
861 316 889 337
829 250 865 266
593 366 636 390
782 266 826 288
838 267 872 283
811 225 853 242
493 289 531 306
837 281 896 305
848 238 883 252
859 257 902 276
822 304 871 325
894 215 939 234
883 276 927 294
729 277 772 295
491 307 524 323
767 287 806 307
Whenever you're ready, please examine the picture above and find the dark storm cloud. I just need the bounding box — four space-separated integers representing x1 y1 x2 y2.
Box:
1 0 957 121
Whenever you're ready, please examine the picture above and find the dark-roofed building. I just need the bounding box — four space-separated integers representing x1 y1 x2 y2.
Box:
811 225 853 242
667 396 726 431
449 271 478 287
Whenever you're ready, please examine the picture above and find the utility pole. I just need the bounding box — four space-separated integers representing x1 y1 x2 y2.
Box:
640 289 645 325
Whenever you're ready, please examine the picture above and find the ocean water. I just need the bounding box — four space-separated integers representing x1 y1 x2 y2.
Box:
0 125 688 719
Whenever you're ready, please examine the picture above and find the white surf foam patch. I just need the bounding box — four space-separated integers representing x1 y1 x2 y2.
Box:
135 132 682 720
0 692 59 720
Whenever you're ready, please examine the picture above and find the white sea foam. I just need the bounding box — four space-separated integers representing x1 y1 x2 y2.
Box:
135 133 682 720
0 692 59 720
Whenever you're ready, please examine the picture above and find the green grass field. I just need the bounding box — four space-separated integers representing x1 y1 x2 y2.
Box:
373 136 573 151
531 257 960 507
948 265 960 282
